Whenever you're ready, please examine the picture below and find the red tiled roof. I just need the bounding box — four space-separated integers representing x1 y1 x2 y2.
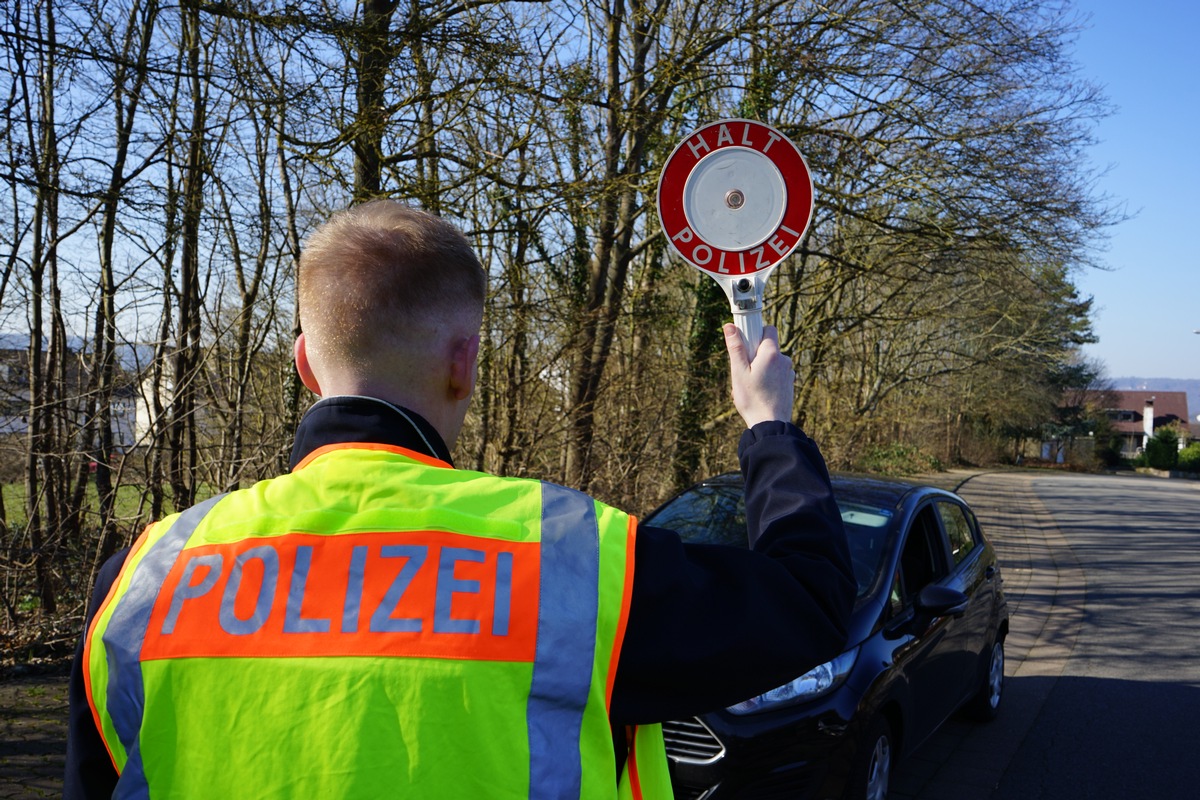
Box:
1099 390 1192 436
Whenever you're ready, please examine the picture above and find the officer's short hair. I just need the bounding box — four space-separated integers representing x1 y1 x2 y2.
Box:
299 200 486 370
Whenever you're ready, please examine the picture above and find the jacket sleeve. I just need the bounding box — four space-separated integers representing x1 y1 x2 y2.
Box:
609 421 855 724
63 549 127 800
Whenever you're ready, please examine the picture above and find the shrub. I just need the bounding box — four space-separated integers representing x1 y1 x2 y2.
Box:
1094 434 1125 468
1178 443 1200 474
1145 428 1180 471
854 443 943 476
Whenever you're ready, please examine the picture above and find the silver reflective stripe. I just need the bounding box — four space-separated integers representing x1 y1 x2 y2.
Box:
101 494 226 794
528 482 601 799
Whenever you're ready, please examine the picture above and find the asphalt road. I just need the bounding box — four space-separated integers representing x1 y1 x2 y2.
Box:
992 472 1200 800
893 470 1200 800
3 469 1197 799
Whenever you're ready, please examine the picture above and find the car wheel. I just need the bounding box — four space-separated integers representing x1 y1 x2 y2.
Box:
845 715 892 800
965 636 1004 721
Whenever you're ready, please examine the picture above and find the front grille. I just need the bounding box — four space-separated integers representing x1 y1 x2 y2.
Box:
662 717 725 764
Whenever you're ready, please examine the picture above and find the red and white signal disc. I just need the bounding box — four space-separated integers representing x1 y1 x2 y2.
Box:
657 119 814 276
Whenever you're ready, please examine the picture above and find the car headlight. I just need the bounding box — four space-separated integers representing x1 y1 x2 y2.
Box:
726 647 859 715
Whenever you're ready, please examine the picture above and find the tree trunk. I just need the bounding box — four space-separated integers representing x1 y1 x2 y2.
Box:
170 0 207 510
353 0 400 202
671 279 728 491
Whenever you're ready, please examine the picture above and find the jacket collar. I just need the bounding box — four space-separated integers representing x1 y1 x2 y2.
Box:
288 396 454 471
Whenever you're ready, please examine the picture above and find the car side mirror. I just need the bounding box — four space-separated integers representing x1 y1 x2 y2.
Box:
909 585 969 634
883 584 970 640
916 584 969 616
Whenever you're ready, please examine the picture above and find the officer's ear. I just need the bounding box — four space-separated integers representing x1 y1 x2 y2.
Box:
294 333 322 396
448 334 480 401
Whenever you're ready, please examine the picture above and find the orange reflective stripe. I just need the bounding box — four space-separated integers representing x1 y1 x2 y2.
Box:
626 725 644 799
83 524 155 772
292 442 451 472
606 515 638 710
140 530 540 662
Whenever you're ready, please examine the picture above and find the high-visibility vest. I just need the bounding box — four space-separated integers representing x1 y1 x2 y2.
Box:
84 443 672 798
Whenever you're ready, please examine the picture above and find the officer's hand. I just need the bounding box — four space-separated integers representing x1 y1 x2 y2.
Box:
724 323 795 428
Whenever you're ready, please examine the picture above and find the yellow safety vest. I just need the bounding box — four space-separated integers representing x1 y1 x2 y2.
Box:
85 443 672 798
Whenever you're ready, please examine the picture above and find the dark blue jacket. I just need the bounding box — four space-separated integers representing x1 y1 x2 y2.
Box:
65 396 854 798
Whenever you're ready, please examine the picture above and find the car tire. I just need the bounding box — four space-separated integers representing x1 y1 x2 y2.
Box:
844 714 893 800
965 636 1005 721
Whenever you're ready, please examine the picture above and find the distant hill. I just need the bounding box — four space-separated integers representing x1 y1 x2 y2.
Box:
1110 377 1200 425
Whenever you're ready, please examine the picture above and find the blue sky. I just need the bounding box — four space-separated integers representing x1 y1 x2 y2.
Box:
1070 0 1200 380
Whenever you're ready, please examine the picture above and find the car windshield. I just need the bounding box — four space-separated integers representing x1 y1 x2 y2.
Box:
645 484 893 597
644 485 748 548
839 502 893 595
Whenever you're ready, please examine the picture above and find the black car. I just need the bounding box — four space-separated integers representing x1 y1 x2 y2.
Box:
643 472 1008 800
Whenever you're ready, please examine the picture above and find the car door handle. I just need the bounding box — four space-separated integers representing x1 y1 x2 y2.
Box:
985 565 996 581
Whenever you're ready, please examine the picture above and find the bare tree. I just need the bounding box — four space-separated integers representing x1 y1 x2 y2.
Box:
13 0 64 614
70 0 165 568
0 0 1120 632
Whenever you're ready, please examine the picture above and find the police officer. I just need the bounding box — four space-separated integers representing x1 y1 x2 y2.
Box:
65 199 854 798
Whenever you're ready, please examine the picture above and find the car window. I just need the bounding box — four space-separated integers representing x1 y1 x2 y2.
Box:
898 505 950 604
887 570 903 618
935 501 978 567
